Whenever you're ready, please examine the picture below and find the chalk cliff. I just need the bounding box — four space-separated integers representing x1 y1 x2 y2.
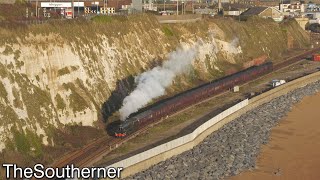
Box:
0 15 309 164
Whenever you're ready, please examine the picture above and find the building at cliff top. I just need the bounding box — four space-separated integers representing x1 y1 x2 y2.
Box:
131 0 142 12
30 0 132 11
28 0 144 17
229 0 279 7
307 3 320 12
222 3 252 16
280 2 305 13
241 6 284 22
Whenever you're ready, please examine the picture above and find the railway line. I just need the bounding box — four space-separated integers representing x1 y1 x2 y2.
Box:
51 47 320 169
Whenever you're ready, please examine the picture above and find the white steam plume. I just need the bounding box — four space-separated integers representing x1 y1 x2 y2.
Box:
118 37 241 120
119 43 199 120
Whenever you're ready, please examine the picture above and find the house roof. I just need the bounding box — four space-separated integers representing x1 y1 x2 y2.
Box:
241 7 268 16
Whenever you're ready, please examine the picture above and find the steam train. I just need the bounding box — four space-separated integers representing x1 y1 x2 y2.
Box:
111 62 273 137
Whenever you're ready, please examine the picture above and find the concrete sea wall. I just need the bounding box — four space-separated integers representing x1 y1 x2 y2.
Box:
108 99 249 172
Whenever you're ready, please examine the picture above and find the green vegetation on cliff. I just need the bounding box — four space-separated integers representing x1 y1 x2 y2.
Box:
0 81 8 102
63 83 89 113
55 93 66 111
12 127 43 157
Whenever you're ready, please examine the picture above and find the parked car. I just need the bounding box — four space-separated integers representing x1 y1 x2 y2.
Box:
271 79 286 87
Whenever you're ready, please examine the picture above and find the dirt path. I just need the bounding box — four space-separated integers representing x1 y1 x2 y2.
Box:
229 92 320 180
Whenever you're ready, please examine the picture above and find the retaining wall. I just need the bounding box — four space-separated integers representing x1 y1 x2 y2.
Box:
106 71 320 178
106 100 248 176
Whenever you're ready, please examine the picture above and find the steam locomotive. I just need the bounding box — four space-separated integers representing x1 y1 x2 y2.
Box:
111 62 273 137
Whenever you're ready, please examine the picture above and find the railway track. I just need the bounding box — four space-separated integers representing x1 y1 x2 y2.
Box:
51 47 320 169
52 120 154 168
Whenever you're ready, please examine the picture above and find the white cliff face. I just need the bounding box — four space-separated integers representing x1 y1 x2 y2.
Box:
0 126 6 152
0 25 244 153
0 31 242 152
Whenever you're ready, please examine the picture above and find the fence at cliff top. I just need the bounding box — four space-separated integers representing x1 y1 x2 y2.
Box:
156 14 202 23
107 99 249 169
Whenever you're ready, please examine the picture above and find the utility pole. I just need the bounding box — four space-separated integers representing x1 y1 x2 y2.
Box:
36 0 38 18
104 0 106 15
192 0 194 14
176 0 178 15
218 0 221 14
72 0 74 18
183 1 185 14
164 0 166 11
182 1 184 15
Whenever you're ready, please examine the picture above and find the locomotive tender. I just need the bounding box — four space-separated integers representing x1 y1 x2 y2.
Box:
112 62 273 137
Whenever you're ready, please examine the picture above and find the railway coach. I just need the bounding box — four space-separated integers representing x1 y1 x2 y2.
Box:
112 62 273 137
